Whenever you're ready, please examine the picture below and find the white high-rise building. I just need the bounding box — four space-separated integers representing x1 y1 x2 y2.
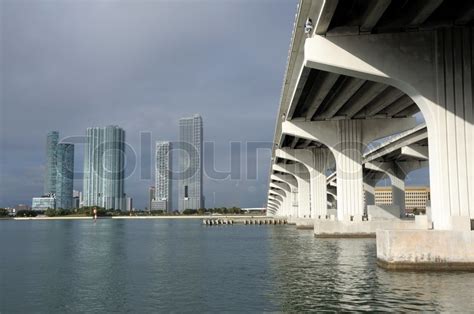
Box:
83 126 126 210
154 141 172 211
44 131 59 195
178 115 204 211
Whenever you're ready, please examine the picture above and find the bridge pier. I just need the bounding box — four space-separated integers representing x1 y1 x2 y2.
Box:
271 172 298 217
314 219 426 238
282 118 415 235
276 147 329 219
273 162 310 218
270 180 292 217
269 184 287 216
363 172 381 214
303 27 473 268
267 0 473 270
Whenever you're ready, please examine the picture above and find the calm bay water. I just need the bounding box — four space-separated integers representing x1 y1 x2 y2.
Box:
1 219 473 312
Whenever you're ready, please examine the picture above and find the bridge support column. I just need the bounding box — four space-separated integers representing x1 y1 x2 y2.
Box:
274 163 310 218
303 27 473 268
304 28 473 230
391 176 405 215
270 181 292 217
271 171 299 218
312 148 329 219
333 120 364 221
282 118 415 222
276 148 329 219
363 175 377 214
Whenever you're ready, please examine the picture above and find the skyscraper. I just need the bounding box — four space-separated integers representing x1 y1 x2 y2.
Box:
155 141 171 211
41 131 75 210
55 143 74 209
44 131 59 195
178 115 203 211
83 125 126 210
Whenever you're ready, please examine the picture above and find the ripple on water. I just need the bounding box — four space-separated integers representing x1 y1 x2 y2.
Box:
0 220 473 312
267 226 474 312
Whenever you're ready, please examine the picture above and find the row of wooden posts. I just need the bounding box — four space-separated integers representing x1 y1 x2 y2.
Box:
202 218 287 226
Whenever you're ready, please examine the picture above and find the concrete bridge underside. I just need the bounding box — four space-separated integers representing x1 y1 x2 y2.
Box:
266 0 473 270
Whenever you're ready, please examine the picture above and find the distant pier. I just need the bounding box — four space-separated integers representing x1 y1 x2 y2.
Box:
203 218 287 226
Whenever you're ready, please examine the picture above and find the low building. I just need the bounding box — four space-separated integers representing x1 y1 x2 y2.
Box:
242 207 265 214
151 199 167 211
15 204 30 211
32 195 56 211
404 187 431 212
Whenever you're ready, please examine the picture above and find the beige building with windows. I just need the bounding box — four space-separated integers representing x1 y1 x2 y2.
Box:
374 186 430 213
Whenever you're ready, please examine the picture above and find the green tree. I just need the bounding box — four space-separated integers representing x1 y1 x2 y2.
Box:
16 210 38 217
0 208 10 217
45 208 56 217
183 209 197 215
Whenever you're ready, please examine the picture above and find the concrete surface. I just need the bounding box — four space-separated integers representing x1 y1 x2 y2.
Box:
368 204 401 220
314 219 423 238
377 229 474 270
294 218 315 230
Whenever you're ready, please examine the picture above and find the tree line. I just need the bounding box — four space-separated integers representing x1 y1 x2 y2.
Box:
0 206 247 217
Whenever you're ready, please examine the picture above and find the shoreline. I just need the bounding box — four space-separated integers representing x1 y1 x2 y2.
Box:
3 215 268 221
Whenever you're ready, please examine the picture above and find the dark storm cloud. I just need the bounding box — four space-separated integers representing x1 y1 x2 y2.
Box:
0 0 299 208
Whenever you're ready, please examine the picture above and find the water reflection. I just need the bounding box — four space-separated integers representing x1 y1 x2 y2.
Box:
1 220 473 312
268 226 474 312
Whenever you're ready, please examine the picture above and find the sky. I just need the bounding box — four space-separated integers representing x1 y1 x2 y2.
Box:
0 0 299 209
0 0 428 209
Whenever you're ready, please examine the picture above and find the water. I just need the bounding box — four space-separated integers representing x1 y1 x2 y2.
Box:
1 219 473 312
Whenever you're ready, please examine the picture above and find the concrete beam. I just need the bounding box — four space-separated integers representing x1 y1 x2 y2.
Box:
304 72 340 120
407 0 443 26
269 186 286 198
282 118 416 147
269 194 283 203
318 77 365 119
363 126 427 163
401 144 429 160
363 87 405 117
313 0 339 35
360 0 391 32
270 181 291 193
339 81 388 118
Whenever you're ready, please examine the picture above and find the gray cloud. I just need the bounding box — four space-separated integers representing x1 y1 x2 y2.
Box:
0 0 298 208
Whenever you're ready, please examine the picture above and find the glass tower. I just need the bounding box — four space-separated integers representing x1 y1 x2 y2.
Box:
155 141 171 211
83 126 125 210
44 131 59 195
178 115 203 211
55 143 74 209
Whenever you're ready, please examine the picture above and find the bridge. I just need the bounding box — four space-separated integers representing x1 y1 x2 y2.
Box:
266 0 473 270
